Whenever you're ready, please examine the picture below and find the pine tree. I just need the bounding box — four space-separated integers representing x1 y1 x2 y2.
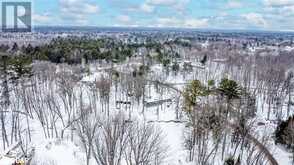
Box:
275 116 294 149
0 53 10 149
8 55 32 83
183 80 208 113
218 78 242 160
11 42 19 53
218 78 242 101
200 54 208 65
224 156 235 165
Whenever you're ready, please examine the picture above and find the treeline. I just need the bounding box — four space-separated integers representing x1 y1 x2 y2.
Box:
1 38 138 64
0 36 193 67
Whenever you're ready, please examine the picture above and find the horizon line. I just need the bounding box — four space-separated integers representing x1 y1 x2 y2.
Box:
30 25 294 34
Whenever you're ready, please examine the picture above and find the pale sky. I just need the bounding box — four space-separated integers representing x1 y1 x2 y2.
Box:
3 0 294 31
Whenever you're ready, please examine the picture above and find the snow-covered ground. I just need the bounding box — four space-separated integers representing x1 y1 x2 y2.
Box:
0 60 293 165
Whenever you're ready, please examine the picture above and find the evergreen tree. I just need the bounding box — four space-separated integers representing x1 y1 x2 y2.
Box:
218 78 242 160
275 116 294 149
183 80 208 113
0 54 10 106
8 55 32 83
11 42 19 53
200 54 207 65
172 62 180 72
218 78 242 101
224 156 235 165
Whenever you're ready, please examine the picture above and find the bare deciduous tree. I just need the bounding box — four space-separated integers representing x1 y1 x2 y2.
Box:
92 113 128 165
125 121 167 165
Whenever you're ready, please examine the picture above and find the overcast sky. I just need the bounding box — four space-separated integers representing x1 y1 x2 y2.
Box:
17 0 294 31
